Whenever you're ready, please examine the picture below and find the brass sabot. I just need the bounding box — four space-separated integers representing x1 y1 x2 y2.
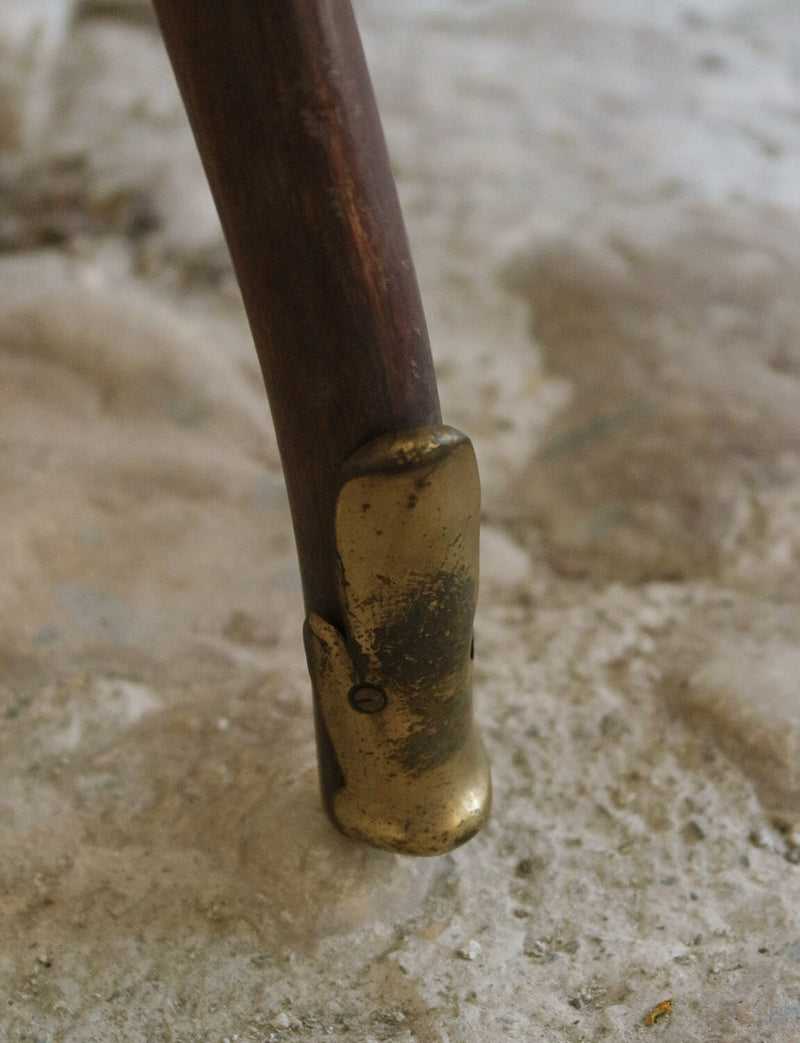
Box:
305 425 491 855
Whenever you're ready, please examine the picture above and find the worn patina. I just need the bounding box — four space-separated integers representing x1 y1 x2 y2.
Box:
305 425 491 855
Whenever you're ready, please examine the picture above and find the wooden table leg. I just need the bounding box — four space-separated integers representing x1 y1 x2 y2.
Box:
152 0 490 854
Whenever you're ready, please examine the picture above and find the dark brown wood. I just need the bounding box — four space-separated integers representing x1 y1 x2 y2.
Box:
151 0 441 624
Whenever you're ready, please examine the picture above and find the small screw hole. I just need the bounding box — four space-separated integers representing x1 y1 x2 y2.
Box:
348 683 387 715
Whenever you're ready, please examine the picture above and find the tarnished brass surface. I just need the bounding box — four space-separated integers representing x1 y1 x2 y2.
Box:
304 425 491 855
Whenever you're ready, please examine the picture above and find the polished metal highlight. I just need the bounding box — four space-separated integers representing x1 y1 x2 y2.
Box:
304 424 491 855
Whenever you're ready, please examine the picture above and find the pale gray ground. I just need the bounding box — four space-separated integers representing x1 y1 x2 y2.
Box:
2 1 800 1040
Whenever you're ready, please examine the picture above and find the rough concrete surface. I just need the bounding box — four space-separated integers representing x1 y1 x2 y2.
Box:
2 1 800 1041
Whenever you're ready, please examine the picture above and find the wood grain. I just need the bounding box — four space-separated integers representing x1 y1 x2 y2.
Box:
152 0 441 622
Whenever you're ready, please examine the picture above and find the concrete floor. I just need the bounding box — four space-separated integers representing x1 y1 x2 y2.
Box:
2 1 800 1039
